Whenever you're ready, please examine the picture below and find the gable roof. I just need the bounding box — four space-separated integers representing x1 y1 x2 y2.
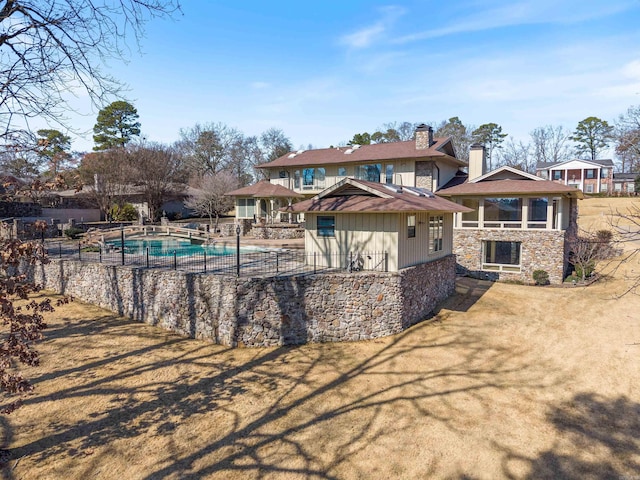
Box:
259 137 466 169
470 165 542 183
283 178 471 214
225 180 304 198
536 159 615 169
438 171 584 198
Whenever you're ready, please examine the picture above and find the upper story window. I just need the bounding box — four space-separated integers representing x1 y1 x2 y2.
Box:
586 169 595 179
294 170 300 189
355 164 382 182
601 168 609 179
302 168 326 189
485 198 522 223
528 198 548 228
338 167 347 177
553 171 562 180
385 165 394 184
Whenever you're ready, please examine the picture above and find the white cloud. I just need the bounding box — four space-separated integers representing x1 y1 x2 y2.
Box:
339 5 406 49
250 81 270 90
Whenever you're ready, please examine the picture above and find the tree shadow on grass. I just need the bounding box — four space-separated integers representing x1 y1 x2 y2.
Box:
499 393 640 479
0 301 563 480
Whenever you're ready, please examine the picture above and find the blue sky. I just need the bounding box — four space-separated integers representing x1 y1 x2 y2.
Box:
64 0 640 154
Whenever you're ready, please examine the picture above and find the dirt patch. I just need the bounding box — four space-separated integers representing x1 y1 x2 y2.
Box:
1 198 639 479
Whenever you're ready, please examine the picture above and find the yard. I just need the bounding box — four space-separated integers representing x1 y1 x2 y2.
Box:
1 198 639 479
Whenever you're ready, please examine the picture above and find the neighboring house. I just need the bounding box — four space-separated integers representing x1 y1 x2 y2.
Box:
611 172 638 195
234 124 465 223
439 144 584 284
536 159 614 194
284 177 471 272
225 180 304 223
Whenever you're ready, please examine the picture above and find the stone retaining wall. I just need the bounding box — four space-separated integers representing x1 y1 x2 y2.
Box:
33 255 456 347
248 224 305 240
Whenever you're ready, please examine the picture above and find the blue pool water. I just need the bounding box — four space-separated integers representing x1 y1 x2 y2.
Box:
107 238 264 257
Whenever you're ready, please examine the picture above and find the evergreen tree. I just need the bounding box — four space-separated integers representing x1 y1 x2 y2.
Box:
472 123 508 170
570 116 614 161
93 101 141 150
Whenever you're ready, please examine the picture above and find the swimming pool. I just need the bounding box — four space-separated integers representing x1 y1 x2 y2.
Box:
107 238 264 257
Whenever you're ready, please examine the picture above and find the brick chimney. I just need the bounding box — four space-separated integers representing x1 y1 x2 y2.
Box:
468 143 487 181
415 124 434 149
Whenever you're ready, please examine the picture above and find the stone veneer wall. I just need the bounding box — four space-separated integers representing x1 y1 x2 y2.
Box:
249 225 304 240
33 255 456 347
415 161 433 190
453 229 568 284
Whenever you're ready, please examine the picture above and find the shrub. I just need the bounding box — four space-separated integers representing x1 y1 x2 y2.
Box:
109 203 138 221
63 227 84 239
575 262 595 280
532 269 549 285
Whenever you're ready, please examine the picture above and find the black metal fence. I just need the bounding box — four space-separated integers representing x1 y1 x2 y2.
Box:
45 242 388 277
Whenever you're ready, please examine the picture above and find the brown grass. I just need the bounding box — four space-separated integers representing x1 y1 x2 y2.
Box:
2 197 640 479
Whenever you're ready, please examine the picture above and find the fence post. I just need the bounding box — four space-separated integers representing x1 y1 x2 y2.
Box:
276 252 279 274
59 243 62 259
173 250 177 270
120 227 125 266
313 252 316 274
99 245 102 263
349 251 353 272
236 224 241 277
78 242 81 260
146 247 149 268
385 252 388 272
203 251 207 273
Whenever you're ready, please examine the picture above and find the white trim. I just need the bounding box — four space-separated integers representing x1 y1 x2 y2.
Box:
469 165 543 184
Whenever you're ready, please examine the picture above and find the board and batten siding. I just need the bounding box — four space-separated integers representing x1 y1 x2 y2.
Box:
305 212 399 271
397 212 453 269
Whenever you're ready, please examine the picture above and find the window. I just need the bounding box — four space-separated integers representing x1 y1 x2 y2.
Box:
553 171 562 180
355 164 382 182
528 198 548 228
615 183 622 192
586 169 595 179
484 198 522 226
483 241 521 272
601 168 609 179
237 198 256 218
385 165 394 184
279 170 288 178
338 167 347 177
428 215 444 254
294 170 300 189
585 184 594 194
540 171 548 179
317 216 335 237
628 183 635 193
303 168 315 188
461 199 479 227
407 215 416 238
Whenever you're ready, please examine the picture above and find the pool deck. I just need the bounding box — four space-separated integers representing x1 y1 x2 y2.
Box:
214 236 304 250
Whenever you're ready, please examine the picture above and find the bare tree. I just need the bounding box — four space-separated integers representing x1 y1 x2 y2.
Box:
176 123 245 177
530 125 572 165
185 172 238 231
569 229 615 282
0 0 180 147
80 150 134 218
496 137 535 173
607 205 640 295
129 142 186 221
615 105 640 173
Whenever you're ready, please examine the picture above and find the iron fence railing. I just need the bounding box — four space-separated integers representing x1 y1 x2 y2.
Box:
45 242 388 277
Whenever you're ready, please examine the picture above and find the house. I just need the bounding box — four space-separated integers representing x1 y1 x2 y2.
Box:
536 159 614 194
611 172 638 195
283 177 471 272
227 124 466 224
225 180 304 223
438 144 584 284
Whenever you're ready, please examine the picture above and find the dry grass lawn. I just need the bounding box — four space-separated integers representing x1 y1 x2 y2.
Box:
1 197 640 479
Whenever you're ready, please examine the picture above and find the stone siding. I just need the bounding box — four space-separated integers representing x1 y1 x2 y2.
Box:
249 225 305 240
33 255 456 347
415 161 433 190
453 228 568 284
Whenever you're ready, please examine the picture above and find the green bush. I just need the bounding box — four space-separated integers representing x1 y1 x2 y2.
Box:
575 262 595 280
63 227 84 239
532 269 549 285
109 203 139 221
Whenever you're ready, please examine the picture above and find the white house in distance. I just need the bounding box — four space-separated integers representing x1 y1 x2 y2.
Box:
284 177 471 272
536 159 614 194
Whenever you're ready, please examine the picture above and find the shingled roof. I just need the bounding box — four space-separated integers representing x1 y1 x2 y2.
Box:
283 178 471 214
225 180 303 198
259 137 466 169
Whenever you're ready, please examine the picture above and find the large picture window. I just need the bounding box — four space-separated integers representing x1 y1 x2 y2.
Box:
484 198 522 227
317 216 335 237
528 197 548 228
237 198 256 218
482 241 521 272
428 215 444 254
